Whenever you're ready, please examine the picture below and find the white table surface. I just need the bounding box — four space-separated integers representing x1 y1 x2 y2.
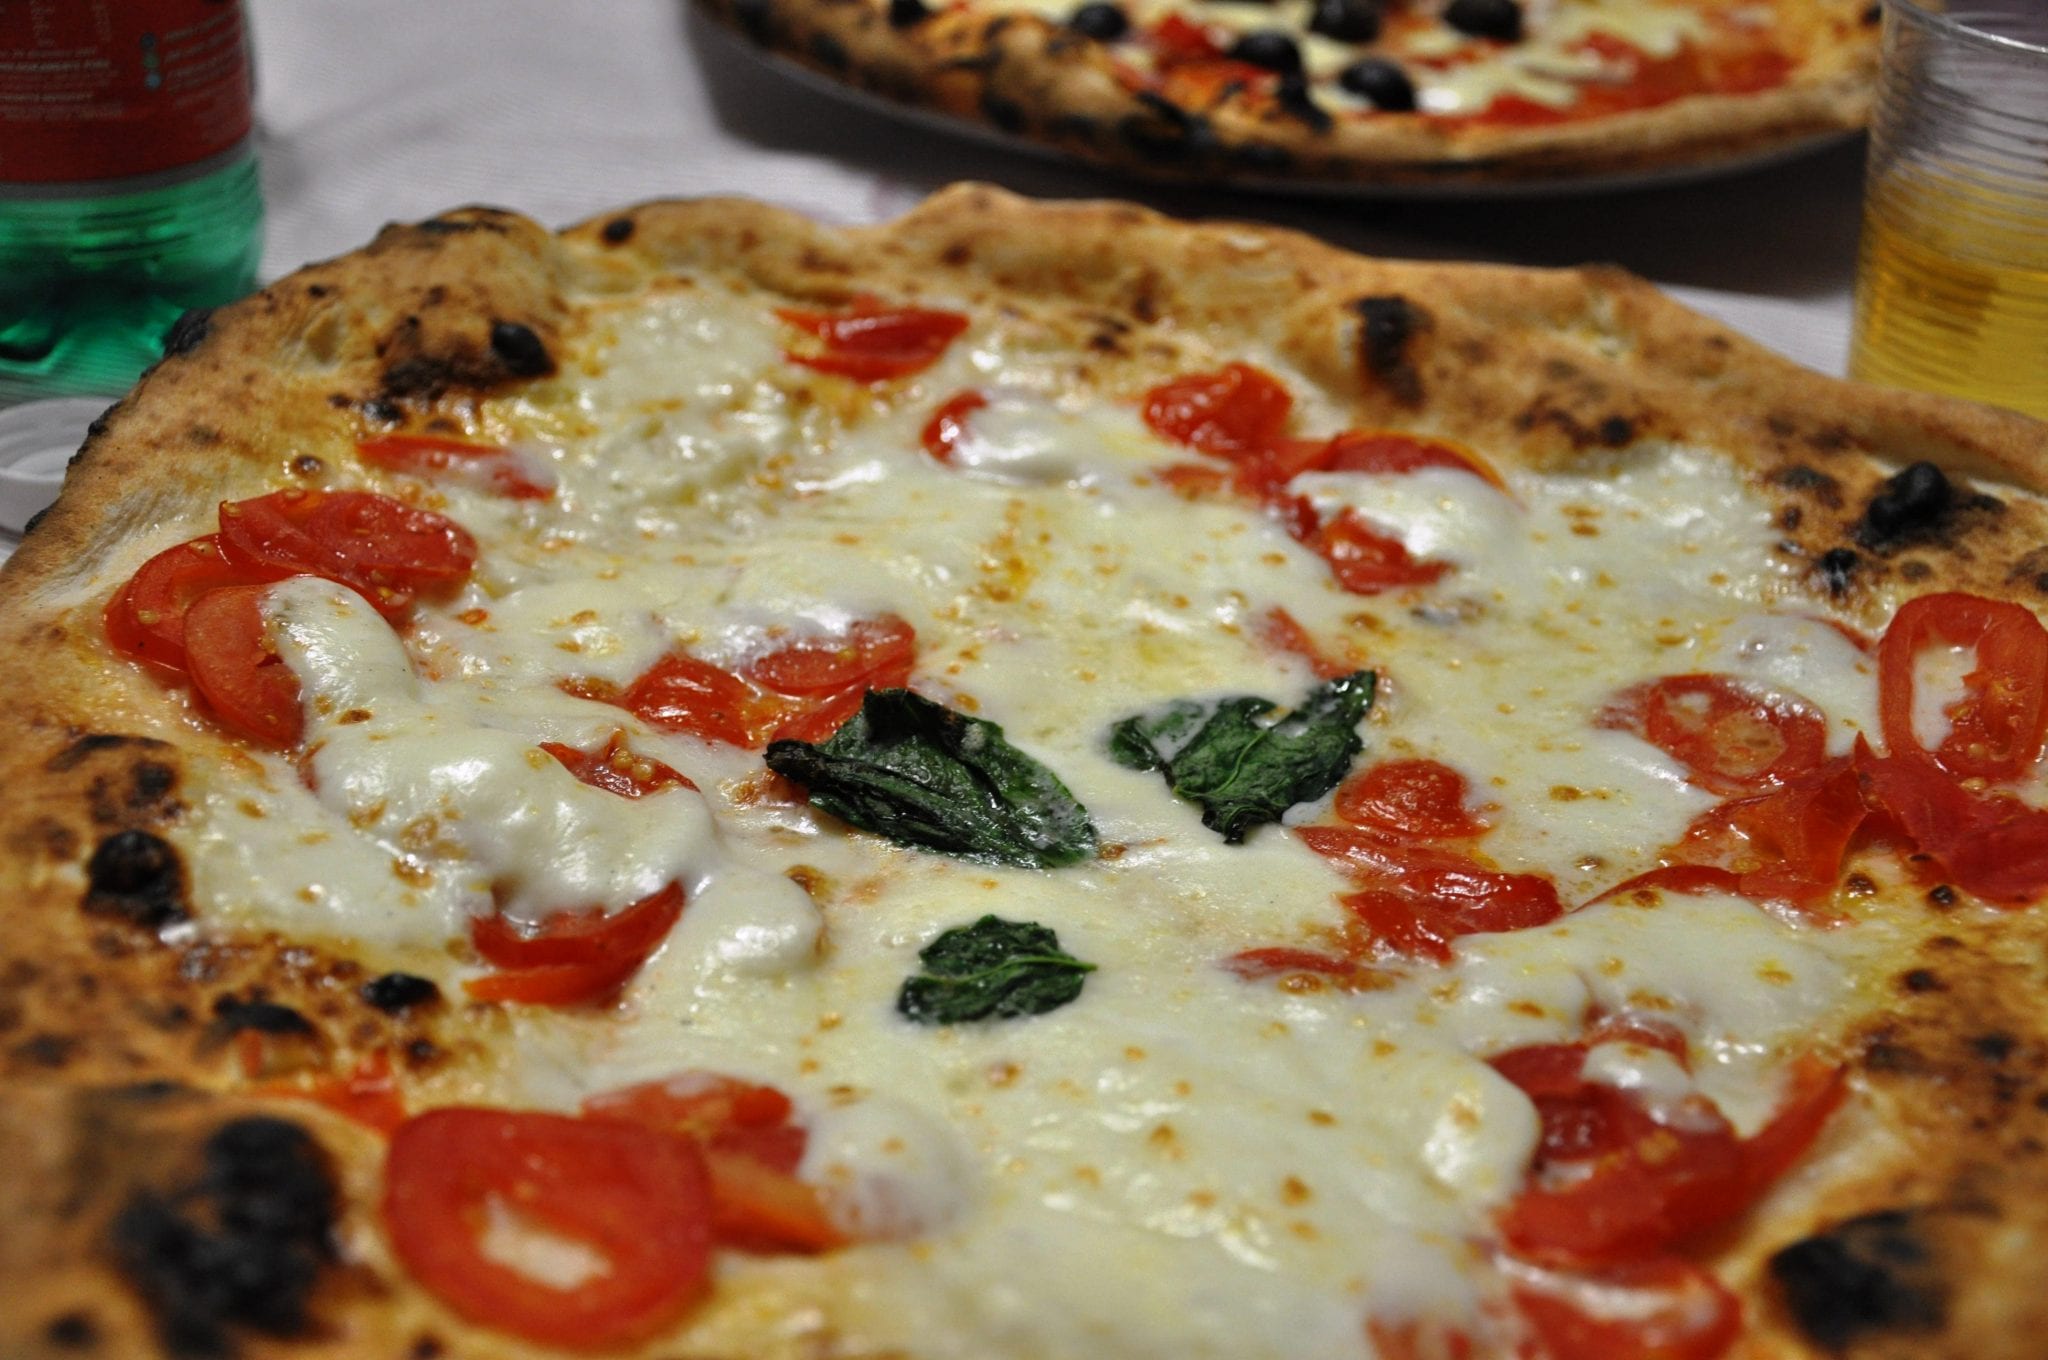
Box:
250 0 1867 377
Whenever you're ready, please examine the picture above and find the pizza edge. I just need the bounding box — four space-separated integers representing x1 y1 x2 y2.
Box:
2 184 2047 1360
690 0 1879 187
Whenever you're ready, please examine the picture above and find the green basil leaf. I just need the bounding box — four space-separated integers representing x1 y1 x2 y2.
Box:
897 914 1095 1024
764 689 1098 869
1109 670 1376 844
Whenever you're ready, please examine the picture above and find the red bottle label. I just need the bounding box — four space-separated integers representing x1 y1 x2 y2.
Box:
0 0 253 185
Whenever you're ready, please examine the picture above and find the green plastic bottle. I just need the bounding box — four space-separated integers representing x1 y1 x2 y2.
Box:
0 0 263 406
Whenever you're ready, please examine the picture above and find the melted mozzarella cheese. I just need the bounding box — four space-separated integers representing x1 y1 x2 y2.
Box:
167 287 1891 1360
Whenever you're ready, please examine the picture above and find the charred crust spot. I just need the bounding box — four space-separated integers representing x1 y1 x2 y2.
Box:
1351 295 1427 407
1862 1034 1924 1074
1770 1209 1947 1349
415 216 510 237
1858 460 1954 547
1274 76 1332 132
888 0 932 25
161 309 214 358
1927 883 1958 908
940 241 973 267
110 1117 338 1359
600 215 636 245
1818 546 1858 596
85 830 189 929
22 504 50 536
981 91 1027 132
1596 415 1635 447
809 30 849 69
12 1031 77 1067
487 321 554 379
47 733 171 774
1971 1031 2017 1062
209 996 316 1039
407 1337 445 1360
1900 967 1944 994
44 1311 99 1349
733 0 773 38
1862 1 1881 22
361 972 441 1013
290 454 324 478
305 284 330 300
1900 559 1933 582
1771 463 1842 501
360 397 403 425
1119 94 1216 163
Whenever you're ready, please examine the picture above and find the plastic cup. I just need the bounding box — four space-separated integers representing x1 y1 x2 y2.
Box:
1848 0 2048 421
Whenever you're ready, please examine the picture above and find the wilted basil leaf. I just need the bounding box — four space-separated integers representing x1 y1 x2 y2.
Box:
764 689 1098 869
897 915 1095 1024
1110 670 1376 843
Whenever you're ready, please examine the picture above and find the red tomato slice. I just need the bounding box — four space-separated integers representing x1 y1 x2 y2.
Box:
1309 510 1452 596
1228 437 1334 500
1586 865 1744 907
260 1050 407 1136
777 298 970 383
183 584 305 747
622 652 781 748
541 730 696 798
1141 363 1293 457
920 390 987 463
1323 431 1505 491
1255 606 1352 681
382 1108 713 1350
1513 1257 1742 1360
1876 592 2048 781
466 882 685 1006
1736 1057 1845 1200
1856 747 2048 906
1599 674 1829 796
1674 756 1866 915
1149 12 1226 61
1221 946 1369 982
357 433 555 500
104 535 287 675
1336 759 1488 840
748 616 917 696
217 489 477 619
1299 826 1564 961
583 1075 845 1254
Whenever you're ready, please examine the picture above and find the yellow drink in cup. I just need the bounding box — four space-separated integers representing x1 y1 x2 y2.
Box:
1848 0 2048 421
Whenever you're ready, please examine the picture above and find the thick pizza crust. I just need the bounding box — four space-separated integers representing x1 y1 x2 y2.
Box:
692 0 1878 188
2 185 2047 1360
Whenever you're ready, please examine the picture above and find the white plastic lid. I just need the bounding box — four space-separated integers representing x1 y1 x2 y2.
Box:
0 397 108 536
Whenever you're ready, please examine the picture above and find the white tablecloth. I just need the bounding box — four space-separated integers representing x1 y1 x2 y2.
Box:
250 0 1866 376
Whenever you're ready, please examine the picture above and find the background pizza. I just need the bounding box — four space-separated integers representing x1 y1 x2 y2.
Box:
3 187 2046 1360
695 0 1879 187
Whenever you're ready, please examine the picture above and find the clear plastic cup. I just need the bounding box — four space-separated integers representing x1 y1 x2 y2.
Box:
1848 0 2048 421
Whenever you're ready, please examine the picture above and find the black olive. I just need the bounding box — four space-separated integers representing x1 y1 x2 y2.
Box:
1068 2 1129 40
1308 0 1380 42
1444 0 1523 42
1275 75 1332 130
1337 56 1416 110
1227 29 1303 75
888 0 931 27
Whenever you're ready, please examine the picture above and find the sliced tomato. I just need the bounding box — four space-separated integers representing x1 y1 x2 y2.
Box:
104 535 286 675
1323 430 1505 491
466 882 685 1006
1149 11 1226 61
217 489 477 619
183 583 305 747
777 297 970 383
357 432 555 500
1335 759 1487 841
1674 756 1866 914
1599 674 1829 795
260 1050 407 1136
1513 1256 1742 1360
1255 606 1352 681
1222 946 1368 982
1309 510 1452 596
583 1074 845 1254
920 390 987 464
1857 747 2048 906
1343 876 1563 962
621 652 780 748
382 1107 713 1350
1141 362 1293 458
1229 436 1336 500
1496 1051 1843 1266
1876 592 2048 781
748 616 916 696
541 730 695 798
1586 865 1744 907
